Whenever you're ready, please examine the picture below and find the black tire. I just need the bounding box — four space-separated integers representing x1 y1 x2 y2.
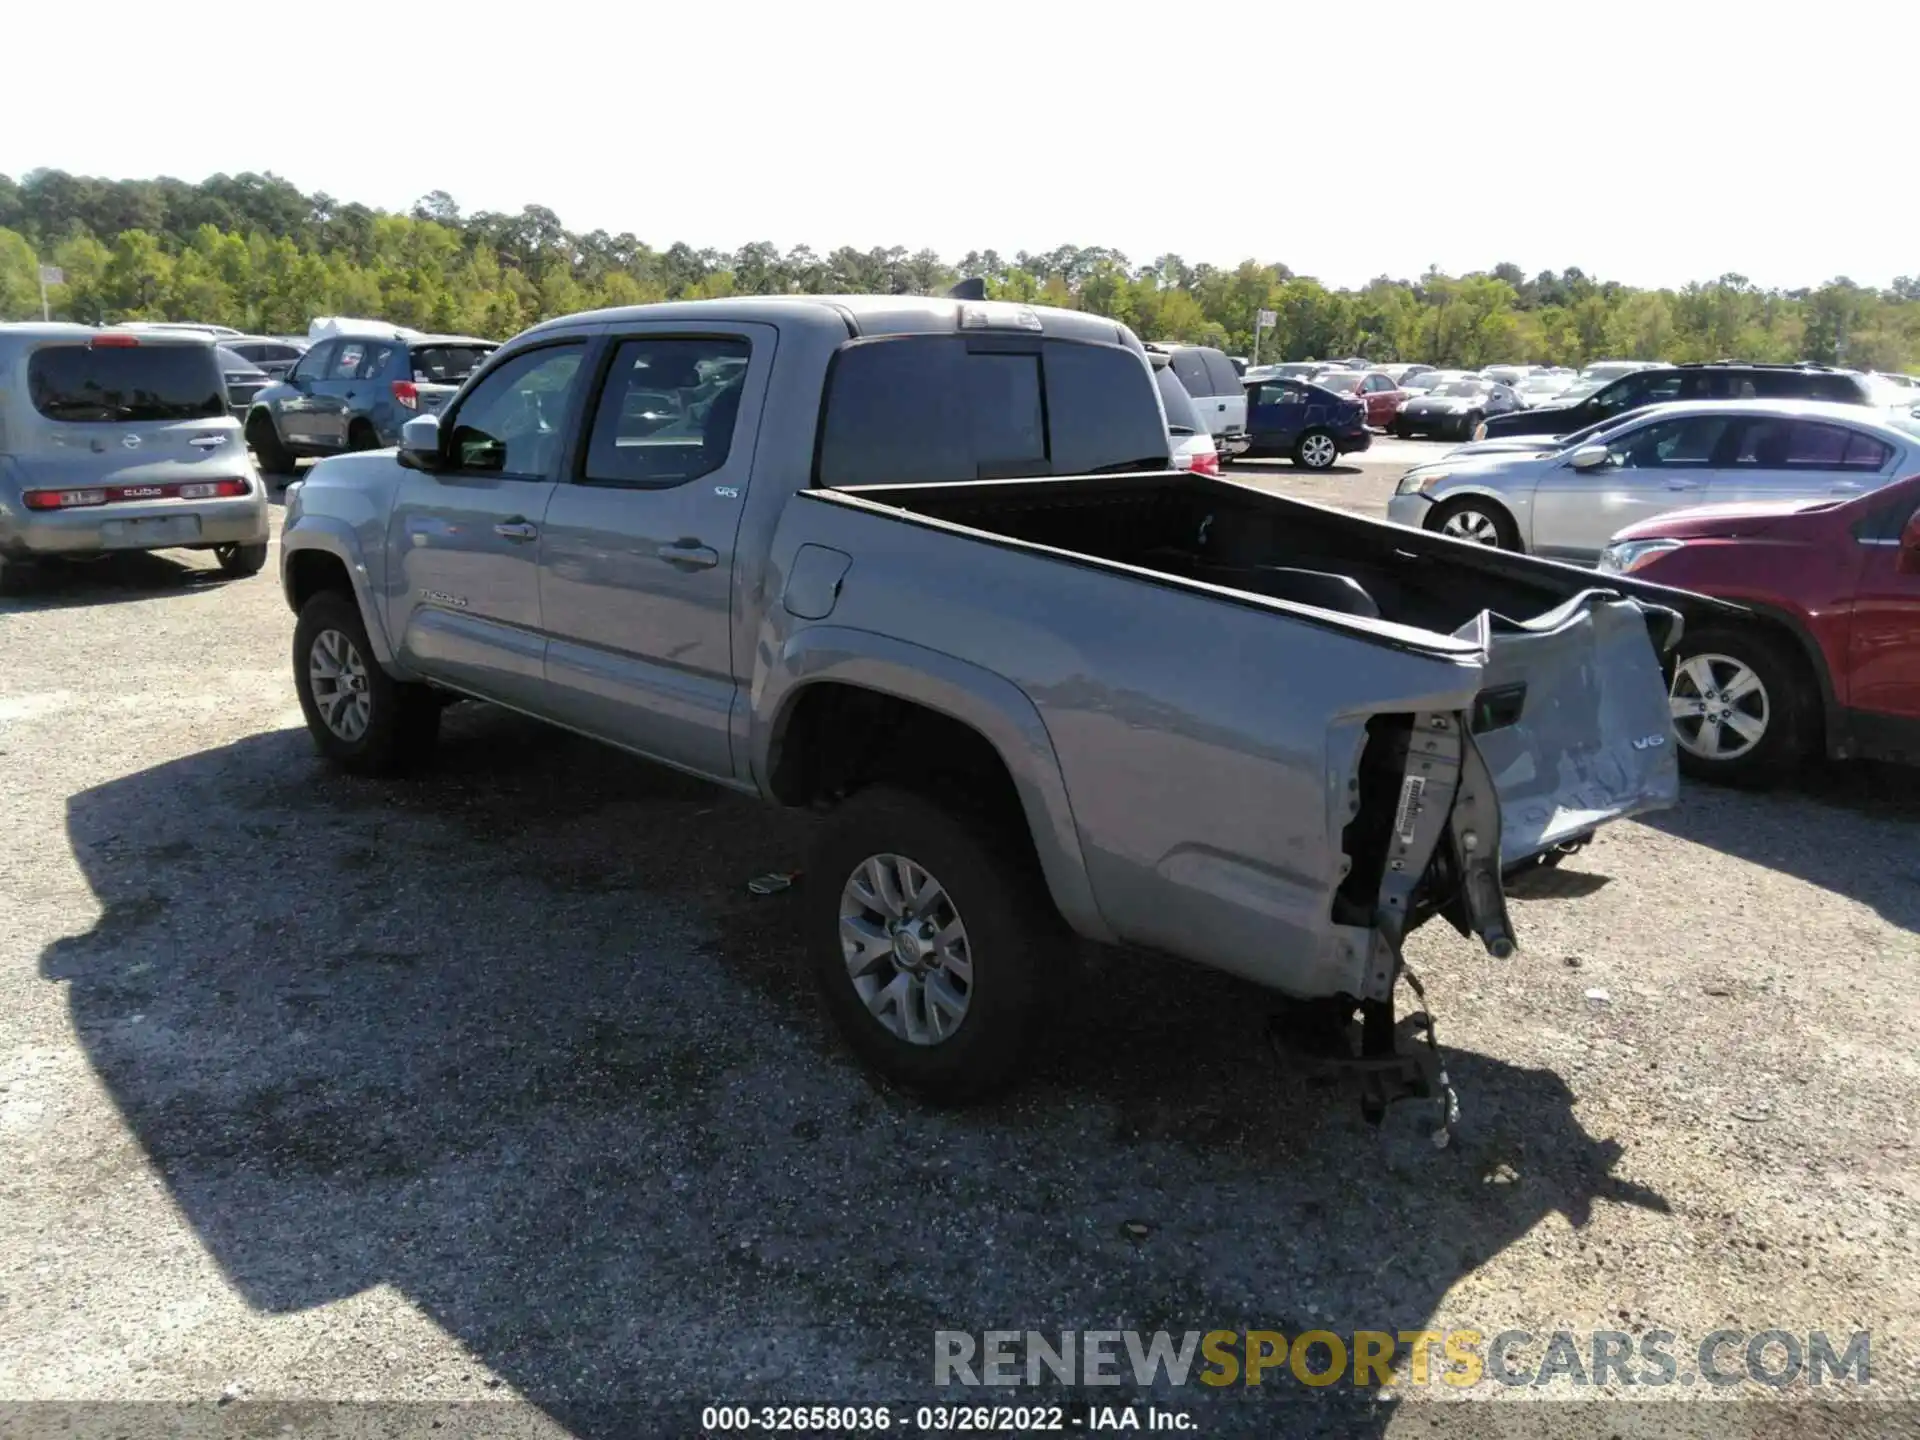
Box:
805 785 1062 1104
347 419 380 452
0 556 42 596
1391 420 1410 439
247 411 295 476
292 590 441 775
1427 495 1520 550
1292 428 1339 470
1668 624 1815 788
214 541 268 577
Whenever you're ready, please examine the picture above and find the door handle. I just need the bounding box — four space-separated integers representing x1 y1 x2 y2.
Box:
494 520 538 542
1664 479 1700 490
656 540 720 570
1830 481 1865 494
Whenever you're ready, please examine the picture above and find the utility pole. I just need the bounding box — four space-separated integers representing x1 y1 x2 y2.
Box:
1253 308 1275 367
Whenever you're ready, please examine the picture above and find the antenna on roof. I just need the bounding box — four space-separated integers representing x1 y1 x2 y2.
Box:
948 277 988 301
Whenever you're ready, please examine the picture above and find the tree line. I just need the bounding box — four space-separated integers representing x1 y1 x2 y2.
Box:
3 169 1919 372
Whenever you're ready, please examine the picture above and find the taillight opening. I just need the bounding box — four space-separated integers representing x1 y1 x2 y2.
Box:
91 333 141 348
392 380 419 409
1190 451 1221 476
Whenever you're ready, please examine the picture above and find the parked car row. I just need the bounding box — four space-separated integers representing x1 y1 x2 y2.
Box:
1382 396 1920 784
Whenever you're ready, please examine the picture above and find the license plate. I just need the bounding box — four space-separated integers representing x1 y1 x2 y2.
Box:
99 515 203 548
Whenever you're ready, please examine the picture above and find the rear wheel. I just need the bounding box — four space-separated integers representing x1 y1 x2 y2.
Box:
214 542 268 577
1668 625 1813 787
247 411 294 476
0 556 41 596
1293 429 1339 470
806 786 1061 1104
293 590 440 775
347 419 380 452
1427 496 1519 550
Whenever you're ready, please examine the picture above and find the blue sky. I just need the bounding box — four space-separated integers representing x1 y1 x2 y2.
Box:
4 0 1915 291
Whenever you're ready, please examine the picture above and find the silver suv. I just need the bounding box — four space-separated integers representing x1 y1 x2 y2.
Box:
0 325 269 590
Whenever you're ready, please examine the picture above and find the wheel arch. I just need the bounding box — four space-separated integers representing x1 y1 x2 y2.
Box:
754 630 1112 943
280 522 402 669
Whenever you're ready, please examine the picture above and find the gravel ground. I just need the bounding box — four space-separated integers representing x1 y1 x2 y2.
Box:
1 462 1917 1439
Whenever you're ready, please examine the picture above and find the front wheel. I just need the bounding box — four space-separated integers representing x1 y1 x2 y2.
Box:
293 590 441 775
1293 429 1339 470
806 786 1061 1104
1668 626 1813 787
1427 496 1519 550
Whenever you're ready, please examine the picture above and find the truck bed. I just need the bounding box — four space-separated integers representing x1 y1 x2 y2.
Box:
824 469 1726 647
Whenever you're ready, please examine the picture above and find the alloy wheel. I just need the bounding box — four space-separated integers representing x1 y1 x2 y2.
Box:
1300 434 1337 469
308 627 373 742
838 853 973 1046
1669 653 1769 762
1441 508 1502 546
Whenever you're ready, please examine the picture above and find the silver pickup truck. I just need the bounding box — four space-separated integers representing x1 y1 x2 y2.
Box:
280 294 1718 1106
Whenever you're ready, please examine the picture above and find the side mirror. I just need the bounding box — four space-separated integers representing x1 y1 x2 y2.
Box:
396 413 443 472
1569 444 1611 471
1899 511 1920 576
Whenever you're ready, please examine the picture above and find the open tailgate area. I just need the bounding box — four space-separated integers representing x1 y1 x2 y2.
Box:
1461 590 1681 863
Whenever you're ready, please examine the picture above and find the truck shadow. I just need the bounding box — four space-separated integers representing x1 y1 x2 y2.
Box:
43 710 1666 1437
1639 762 1920 933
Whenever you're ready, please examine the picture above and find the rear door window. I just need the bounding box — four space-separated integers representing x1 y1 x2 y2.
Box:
1781 421 1880 468
27 343 227 422
815 336 1164 486
581 336 752 487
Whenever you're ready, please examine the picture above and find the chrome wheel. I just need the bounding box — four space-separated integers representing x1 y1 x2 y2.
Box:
839 853 973 1046
308 627 373 742
1299 433 1338 469
1670 653 1769 762
1441 507 1502 545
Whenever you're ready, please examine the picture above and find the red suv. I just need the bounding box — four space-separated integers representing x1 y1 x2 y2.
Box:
1599 473 1920 784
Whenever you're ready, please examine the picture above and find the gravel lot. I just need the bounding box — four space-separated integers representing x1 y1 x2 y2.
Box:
2 453 1917 1439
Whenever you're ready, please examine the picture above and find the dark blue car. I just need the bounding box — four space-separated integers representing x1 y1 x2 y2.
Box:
1242 376 1371 470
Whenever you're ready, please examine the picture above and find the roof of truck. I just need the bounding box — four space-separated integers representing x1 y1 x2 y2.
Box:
519 295 1142 350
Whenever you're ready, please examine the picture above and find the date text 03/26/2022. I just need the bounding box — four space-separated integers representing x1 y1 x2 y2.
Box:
699 1405 1193 1432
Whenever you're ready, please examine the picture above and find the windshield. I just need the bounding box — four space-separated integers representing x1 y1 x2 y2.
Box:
1435 381 1490 398
1154 368 1203 434
1522 375 1569 392
27 342 227 423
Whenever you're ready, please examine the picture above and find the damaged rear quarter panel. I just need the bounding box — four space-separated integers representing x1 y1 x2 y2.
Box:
778 497 1499 999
